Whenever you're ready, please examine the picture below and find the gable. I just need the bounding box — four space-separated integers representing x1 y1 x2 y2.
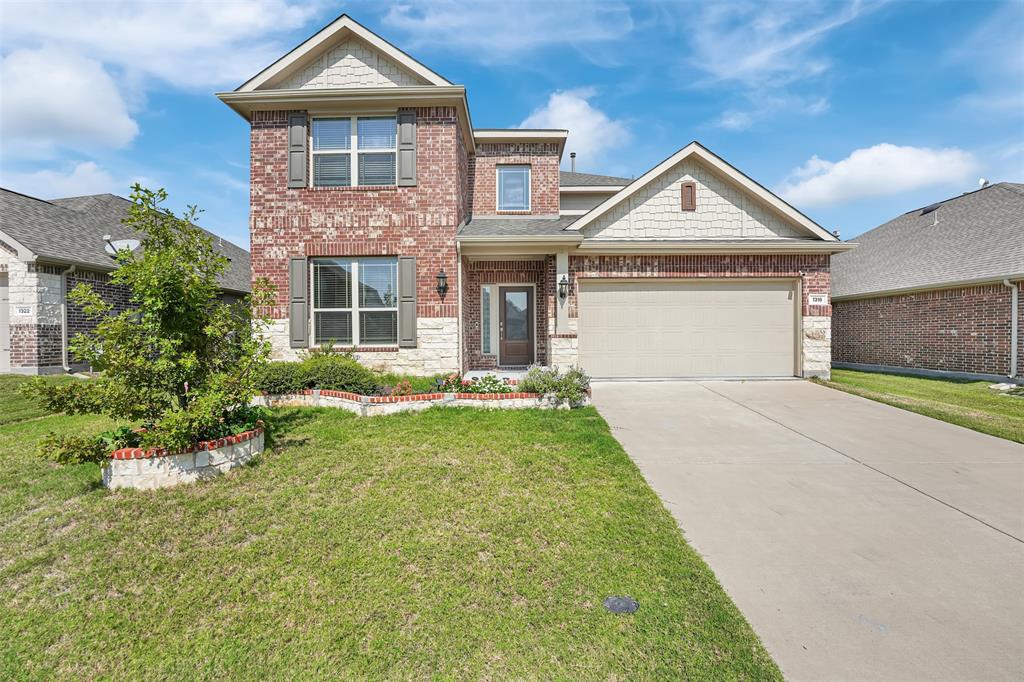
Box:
274 37 429 90
583 157 803 240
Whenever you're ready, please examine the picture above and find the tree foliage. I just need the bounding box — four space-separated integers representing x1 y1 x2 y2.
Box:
23 185 275 450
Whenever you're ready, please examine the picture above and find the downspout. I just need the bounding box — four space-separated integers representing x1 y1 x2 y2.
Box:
456 241 464 373
1004 279 1019 378
60 264 76 372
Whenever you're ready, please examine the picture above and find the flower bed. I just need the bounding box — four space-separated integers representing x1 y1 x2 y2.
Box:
101 427 264 490
252 389 578 417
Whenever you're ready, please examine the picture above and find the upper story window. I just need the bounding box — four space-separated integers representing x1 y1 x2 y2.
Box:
497 165 531 211
311 116 397 187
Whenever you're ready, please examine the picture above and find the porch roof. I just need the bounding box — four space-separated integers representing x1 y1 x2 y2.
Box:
457 216 579 238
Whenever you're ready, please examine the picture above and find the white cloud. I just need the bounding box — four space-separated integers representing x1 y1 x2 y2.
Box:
382 1 631 59
0 161 121 199
778 143 979 207
519 88 630 170
1 48 139 157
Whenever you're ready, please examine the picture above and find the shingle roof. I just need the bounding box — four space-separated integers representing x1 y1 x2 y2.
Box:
559 171 631 187
0 189 251 293
458 216 579 237
831 182 1024 299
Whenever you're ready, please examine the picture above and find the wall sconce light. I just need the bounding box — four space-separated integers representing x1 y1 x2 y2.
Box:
436 269 449 298
558 274 570 301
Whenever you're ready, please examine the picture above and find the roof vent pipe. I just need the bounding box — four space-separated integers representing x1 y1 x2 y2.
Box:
570 152 576 173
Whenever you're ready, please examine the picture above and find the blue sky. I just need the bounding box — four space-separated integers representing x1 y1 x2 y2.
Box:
2 0 1022 247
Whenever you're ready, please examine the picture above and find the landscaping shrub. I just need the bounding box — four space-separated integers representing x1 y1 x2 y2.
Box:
467 374 512 394
298 354 379 394
519 365 591 406
256 361 304 395
37 433 110 465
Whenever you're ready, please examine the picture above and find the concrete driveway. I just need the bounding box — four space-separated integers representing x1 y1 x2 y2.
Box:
593 380 1024 681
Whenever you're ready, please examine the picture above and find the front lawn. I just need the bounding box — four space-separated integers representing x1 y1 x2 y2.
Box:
819 369 1024 443
0 379 779 680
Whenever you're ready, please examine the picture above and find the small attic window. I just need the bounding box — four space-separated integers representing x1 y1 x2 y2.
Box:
680 181 697 211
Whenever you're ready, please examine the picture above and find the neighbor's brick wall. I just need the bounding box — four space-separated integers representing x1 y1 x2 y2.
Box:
250 107 466 324
566 254 831 317
469 143 561 216
832 283 1018 376
66 269 133 366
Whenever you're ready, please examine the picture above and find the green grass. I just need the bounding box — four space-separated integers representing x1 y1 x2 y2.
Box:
0 382 778 680
819 369 1024 443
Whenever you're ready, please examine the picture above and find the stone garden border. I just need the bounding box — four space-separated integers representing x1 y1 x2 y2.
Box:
253 389 587 416
102 428 264 490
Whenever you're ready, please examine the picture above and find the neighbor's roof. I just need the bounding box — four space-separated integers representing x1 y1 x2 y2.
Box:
458 216 580 238
559 171 631 187
831 182 1024 299
0 189 251 293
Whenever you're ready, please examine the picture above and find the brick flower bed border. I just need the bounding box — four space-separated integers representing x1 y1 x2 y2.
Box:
253 389 588 416
102 427 265 491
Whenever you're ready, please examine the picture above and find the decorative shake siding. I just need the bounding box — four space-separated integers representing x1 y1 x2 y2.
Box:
250 106 469 372
585 159 802 240
833 283 1020 377
278 38 425 89
560 254 833 378
470 143 561 216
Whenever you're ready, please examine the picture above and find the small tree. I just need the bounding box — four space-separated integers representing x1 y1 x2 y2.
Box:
26 185 275 452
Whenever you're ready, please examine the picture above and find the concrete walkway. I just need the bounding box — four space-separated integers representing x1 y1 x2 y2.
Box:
593 380 1024 681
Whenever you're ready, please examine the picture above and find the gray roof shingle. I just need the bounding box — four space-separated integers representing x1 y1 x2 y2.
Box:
559 171 631 187
832 182 1024 299
1 190 251 293
458 216 579 237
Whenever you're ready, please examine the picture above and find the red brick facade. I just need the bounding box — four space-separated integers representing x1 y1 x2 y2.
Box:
470 143 561 216
566 254 832 318
833 283 1021 377
250 107 469 321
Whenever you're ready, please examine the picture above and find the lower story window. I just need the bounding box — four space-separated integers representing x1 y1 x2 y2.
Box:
312 258 398 346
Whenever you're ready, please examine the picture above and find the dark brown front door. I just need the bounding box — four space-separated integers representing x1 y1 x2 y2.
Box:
499 286 533 366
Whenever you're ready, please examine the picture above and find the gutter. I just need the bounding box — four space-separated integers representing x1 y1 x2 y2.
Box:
1004 279 1019 378
60 264 76 372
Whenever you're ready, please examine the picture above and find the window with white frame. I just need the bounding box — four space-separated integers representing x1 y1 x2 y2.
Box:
497 165 530 211
312 258 398 346
311 116 397 187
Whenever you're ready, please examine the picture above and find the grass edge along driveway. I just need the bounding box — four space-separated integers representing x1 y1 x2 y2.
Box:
0 381 780 680
817 368 1024 443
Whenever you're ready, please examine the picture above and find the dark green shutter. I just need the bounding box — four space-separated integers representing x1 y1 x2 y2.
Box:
289 257 308 348
398 256 417 347
397 111 416 187
287 113 307 188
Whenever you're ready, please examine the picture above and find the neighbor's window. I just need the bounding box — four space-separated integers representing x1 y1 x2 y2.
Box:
497 165 530 211
311 116 397 187
481 285 493 354
312 258 398 345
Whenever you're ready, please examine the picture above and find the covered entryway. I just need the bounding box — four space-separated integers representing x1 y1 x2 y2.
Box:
578 279 798 378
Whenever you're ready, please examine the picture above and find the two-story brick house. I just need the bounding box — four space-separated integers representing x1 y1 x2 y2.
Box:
219 14 853 379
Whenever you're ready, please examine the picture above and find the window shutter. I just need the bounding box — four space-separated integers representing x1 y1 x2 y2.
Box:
398 256 417 347
288 257 308 348
396 111 416 186
287 113 307 188
680 181 696 211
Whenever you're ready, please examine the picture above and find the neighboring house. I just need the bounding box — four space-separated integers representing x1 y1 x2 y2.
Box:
832 182 1023 381
0 189 251 374
217 14 852 379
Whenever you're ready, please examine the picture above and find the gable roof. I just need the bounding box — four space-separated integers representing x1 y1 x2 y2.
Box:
0 189 251 293
559 171 631 187
831 182 1024 299
236 14 450 92
565 141 838 242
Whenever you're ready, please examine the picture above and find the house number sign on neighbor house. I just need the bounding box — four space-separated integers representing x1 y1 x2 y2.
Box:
808 294 828 306
14 306 32 316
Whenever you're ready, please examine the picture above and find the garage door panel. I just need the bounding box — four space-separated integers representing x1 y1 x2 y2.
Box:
578 280 796 378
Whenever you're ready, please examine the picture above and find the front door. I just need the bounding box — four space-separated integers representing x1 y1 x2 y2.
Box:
499 286 533 366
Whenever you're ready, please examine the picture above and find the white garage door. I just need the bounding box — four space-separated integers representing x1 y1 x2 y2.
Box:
578 279 797 378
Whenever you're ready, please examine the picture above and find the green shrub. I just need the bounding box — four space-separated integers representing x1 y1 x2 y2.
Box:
467 374 512 394
37 433 110 465
257 361 304 394
298 354 378 394
519 365 591 406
